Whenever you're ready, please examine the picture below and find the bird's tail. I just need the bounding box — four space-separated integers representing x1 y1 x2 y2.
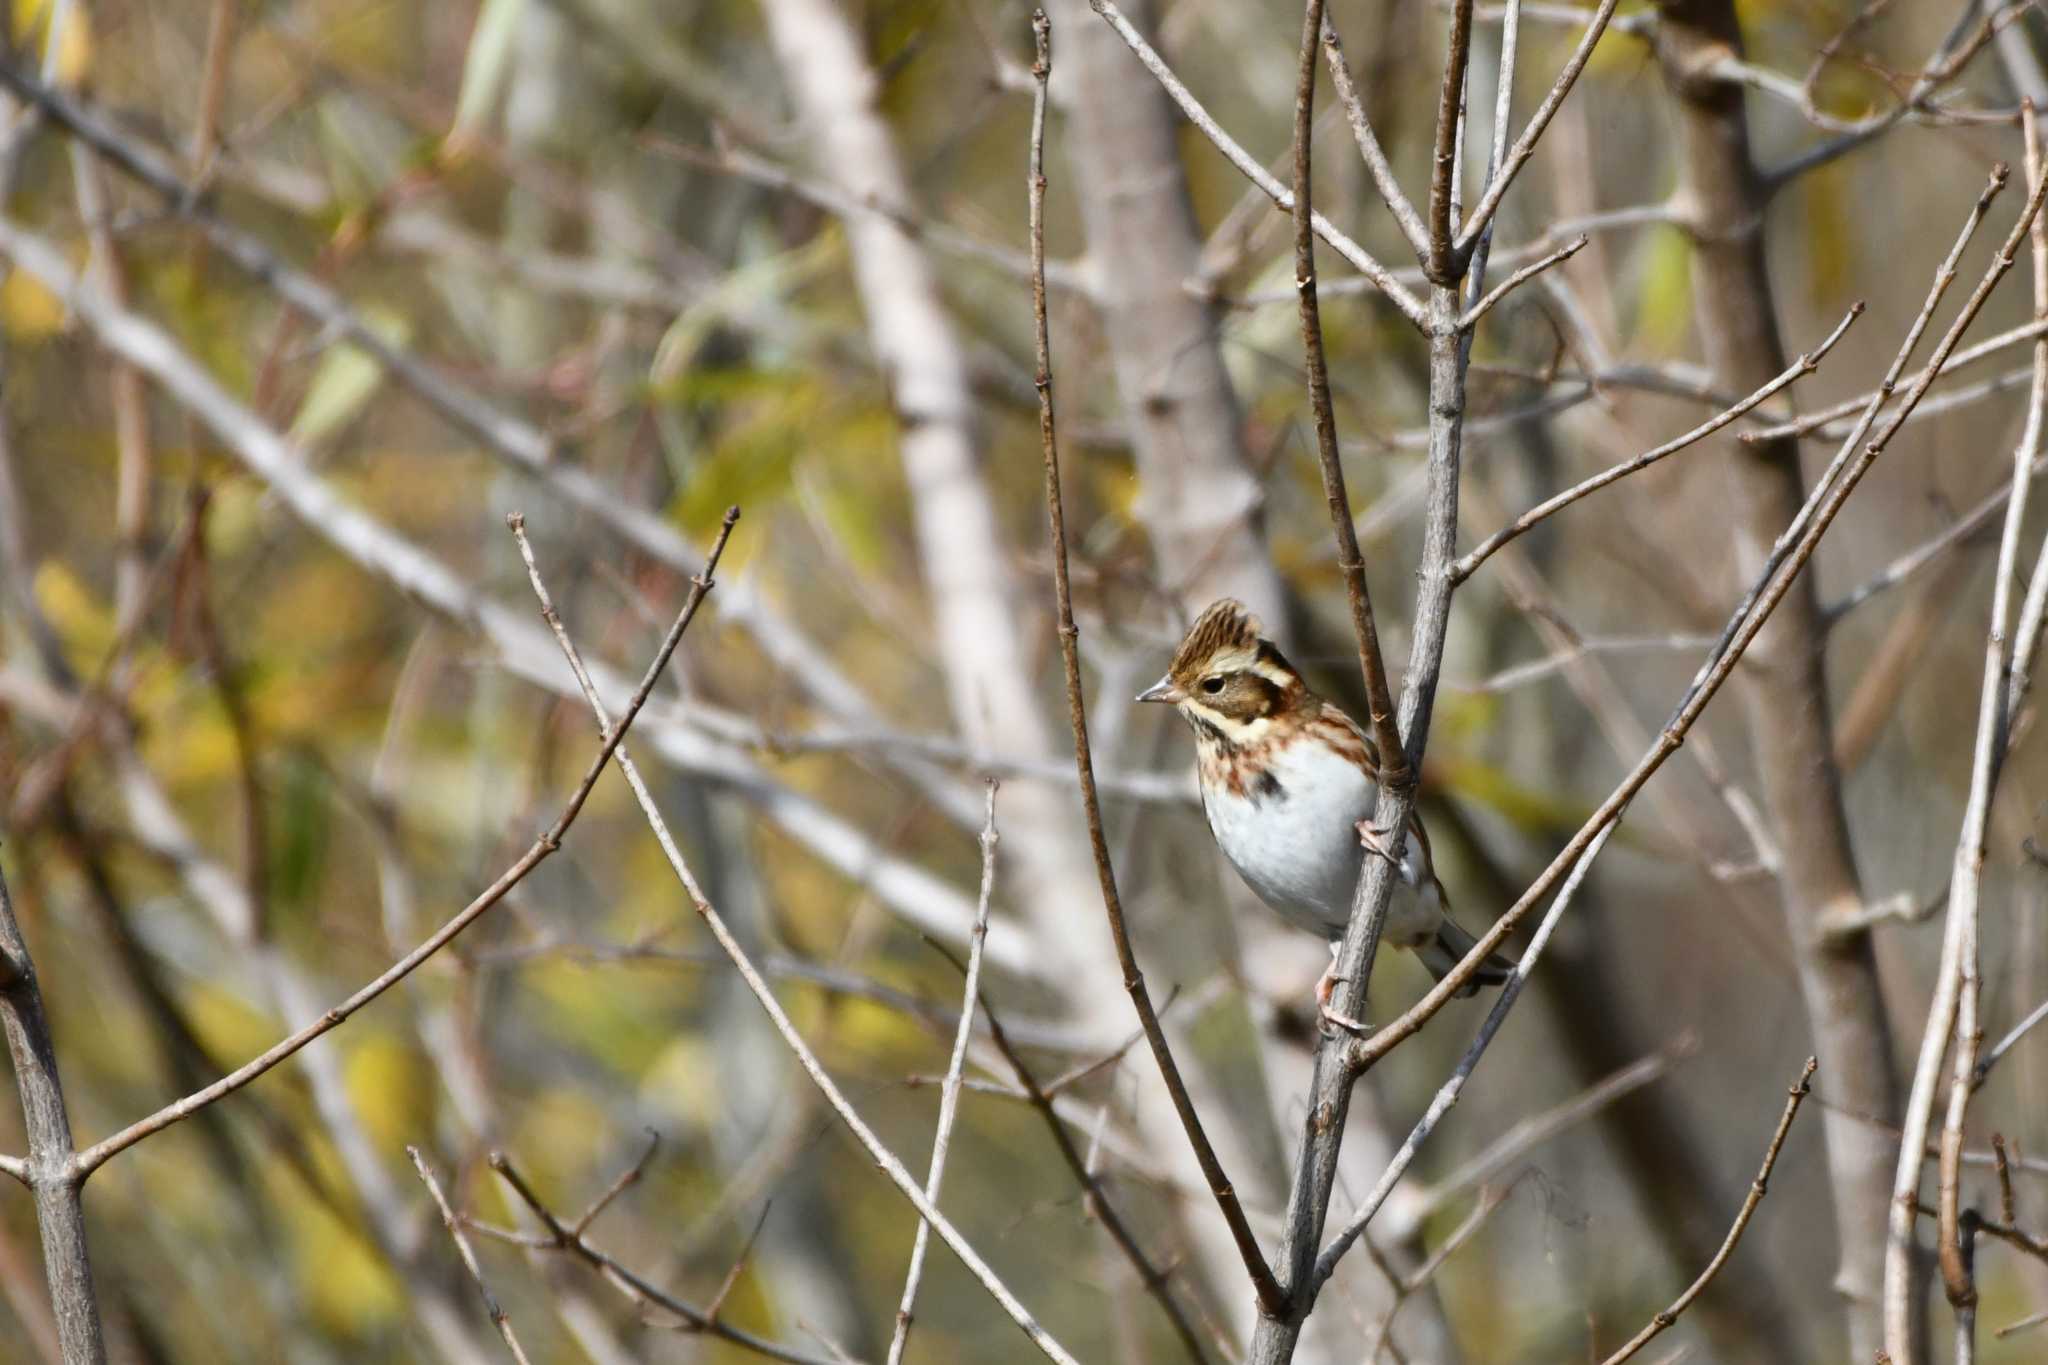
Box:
1416 917 1514 998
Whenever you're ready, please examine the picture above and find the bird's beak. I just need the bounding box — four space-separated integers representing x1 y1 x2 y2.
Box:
1136 675 1183 705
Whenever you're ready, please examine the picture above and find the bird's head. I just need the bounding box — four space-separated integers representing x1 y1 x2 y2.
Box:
1137 599 1306 743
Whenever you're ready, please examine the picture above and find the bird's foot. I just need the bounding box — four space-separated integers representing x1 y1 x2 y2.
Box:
1315 960 1373 1038
1356 817 1404 863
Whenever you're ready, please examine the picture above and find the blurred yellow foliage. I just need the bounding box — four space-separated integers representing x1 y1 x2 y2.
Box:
32 560 114 666
13 0 90 85
342 1031 436 1152
1 261 66 340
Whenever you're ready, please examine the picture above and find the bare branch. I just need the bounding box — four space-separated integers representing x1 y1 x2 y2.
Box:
1426 0 1478 282
1319 18 1428 257
66 510 738 1177
1454 303 1863 581
1454 0 1622 262
1597 1058 1818 1365
1084 0 1429 328
1294 0 1410 788
409 1147 536 1365
1029 11 1285 1315
1458 235 1588 327
509 522 1083 1364
887 781 1000 1365
478 1155 838 1365
0 859 105 1363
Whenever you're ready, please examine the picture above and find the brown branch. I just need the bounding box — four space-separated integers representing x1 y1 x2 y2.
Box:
65 509 739 1178
509 520 1082 1363
1028 10 1285 1316
1457 235 1588 327
479 1155 837 1365
1294 0 1409 786
409 1147 536 1365
1597 1058 1817 1365
1425 0 1477 282
1454 0 1623 263
964 953 1216 1364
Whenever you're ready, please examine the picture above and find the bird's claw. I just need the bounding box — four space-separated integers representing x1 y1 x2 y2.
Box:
1314 963 1374 1037
1356 817 1403 862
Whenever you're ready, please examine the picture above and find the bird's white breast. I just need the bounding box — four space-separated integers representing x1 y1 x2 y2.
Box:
1200 734 1437 945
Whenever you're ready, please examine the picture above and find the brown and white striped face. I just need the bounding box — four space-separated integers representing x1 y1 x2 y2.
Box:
1136 599 1310 747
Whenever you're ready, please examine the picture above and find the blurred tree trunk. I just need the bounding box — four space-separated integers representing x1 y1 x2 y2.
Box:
1046 0 1286 627
759 0 1262 1339
1654 5 1910 1358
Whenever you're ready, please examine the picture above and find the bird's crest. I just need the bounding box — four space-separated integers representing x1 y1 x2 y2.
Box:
1169 598 1266 684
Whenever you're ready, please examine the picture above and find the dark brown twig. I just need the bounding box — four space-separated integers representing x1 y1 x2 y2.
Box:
480 1154 835 1365
1597 1058 1817 1365
949 949 1215 1364
1293 0 1409 787
1425 0 1478 282
1027 10 1285 1316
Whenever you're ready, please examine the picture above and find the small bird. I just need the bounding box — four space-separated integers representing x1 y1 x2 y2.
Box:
1139 599 1510 1024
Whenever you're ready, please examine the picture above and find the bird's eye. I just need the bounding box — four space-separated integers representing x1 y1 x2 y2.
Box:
1201 677 1225 695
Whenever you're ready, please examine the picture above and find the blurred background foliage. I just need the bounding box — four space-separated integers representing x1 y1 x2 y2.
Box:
1 0 2047 1361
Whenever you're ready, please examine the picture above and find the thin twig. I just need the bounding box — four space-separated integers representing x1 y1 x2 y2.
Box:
887 780 999 1365
572 1130 661 1238
409 1147 536 1365
958 951 1216 1365
477 1156 838 1365
1028 11 1284 1315
1453 0 1622 263
1454 303 1862 581
1458 234 1587 327
1359 163 2046 1062
67 510 739 1177
508 522 1082 1363
1426 0 1478 282
1295 0 1410 785
1320 18 1429 256
1084 0 1429 329
1597 1058 1818 1365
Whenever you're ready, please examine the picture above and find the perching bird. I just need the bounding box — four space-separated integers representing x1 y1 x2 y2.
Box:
1139 599 1510 1023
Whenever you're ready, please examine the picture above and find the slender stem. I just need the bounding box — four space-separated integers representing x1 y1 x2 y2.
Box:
1028 10 1285 1315
1293 0 1410 787
509 518 1082 1364
886 782 999 1365
1426 0 1478 281
1084 0 1429 329
409 1148 536 1365
1597 1058 1818 1365
1453 303 1863 582
69 509 740 1177
1453 0 1622 262
1319 18 1429 256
